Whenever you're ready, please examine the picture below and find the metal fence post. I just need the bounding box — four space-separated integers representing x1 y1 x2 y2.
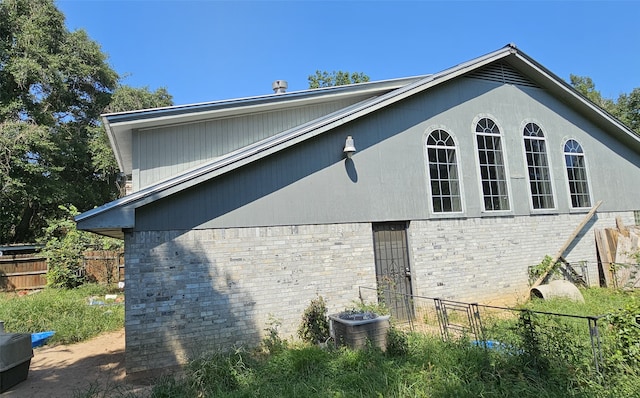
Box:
588 316 604 375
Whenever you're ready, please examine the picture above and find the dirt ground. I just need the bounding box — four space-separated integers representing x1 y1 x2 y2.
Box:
3 329 150 398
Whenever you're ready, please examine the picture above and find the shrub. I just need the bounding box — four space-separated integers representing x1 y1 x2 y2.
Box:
298 296 330 344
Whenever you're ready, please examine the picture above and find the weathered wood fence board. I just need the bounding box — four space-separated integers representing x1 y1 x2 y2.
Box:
0 250 123 291
0 254 47 290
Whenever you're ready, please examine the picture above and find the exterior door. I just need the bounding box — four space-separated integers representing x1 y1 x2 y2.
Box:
372 222 413 321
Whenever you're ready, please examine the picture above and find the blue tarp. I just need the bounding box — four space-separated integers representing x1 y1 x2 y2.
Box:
31 331 55 348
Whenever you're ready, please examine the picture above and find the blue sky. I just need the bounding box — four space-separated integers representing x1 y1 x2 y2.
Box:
56 0 640 107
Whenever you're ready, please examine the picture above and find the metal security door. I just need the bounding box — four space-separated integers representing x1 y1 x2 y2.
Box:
373 222 413 321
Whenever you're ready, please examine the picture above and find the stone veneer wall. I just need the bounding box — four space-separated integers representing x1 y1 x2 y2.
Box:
408 212 632 303
123 211 632 374
124 223 376 374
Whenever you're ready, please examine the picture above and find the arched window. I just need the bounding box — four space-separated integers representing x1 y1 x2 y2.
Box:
426 130 462 213
523 123 554 209
475 118 509 211
564 139 591 208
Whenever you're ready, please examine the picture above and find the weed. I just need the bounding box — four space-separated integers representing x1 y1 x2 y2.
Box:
603 297 640 374
528 254 559 285
185 348 254 394
386 326 409 357
351 299 389 316
262 314 288 354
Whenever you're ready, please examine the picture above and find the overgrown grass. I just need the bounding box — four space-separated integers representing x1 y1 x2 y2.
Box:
60 286 640 397
522 286 639 315
0 284 124 345
122 333 633 398
72 288 633 397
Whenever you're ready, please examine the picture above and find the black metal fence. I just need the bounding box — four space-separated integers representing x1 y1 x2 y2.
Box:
358 286 607 374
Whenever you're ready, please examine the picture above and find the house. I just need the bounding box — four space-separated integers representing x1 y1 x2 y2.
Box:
76 44 640 376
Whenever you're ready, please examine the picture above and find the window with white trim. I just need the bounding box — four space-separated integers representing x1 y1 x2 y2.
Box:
426 129 462 213
476 118 509 211
523 123 554 209
564 139 591 208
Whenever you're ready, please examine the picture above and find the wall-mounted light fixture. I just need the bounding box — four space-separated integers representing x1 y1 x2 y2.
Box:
343 136 356 158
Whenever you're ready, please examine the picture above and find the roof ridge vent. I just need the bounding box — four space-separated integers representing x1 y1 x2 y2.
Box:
272 80 288 94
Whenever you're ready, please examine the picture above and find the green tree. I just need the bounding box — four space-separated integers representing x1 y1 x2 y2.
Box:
0 1 174 244
571 75 640 135
0 0 118 243
106 85 173 114
90 85 173 185
308 70 370 89
615 88 640 134
569 74 616 113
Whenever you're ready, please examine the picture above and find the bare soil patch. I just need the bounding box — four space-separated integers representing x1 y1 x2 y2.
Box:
3 329 147 397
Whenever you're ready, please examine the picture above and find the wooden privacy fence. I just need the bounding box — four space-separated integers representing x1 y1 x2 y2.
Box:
0 252 47 291
83 250 125 284
0 250 124 291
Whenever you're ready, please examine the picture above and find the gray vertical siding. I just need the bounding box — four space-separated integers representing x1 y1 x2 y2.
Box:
132 98 369 190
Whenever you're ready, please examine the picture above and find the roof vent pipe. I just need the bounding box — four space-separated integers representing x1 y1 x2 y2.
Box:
272 80 288 94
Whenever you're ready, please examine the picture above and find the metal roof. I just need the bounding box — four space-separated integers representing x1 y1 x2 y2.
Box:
77 44 640 238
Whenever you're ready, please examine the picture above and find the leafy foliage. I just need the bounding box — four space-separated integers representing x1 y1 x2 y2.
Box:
88 85 173 190
570 75 617 113
571 74 640 135
307 70 370 88
105 85 173 114
615 88 640 134
0 0 174 244
485 288 640 395
385 326 409 357
297 296 330 344
528 254 559 285
262 315 288 354
0 0 118 243
39 205 122 288
604 298 640 373
70 288 640 397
